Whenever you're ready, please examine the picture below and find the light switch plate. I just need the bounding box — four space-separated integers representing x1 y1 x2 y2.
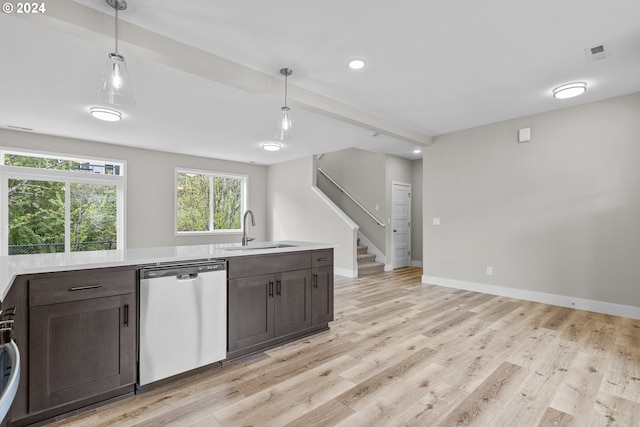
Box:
432 218 440 226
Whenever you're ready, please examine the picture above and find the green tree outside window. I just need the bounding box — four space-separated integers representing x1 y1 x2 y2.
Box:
176 171 245 233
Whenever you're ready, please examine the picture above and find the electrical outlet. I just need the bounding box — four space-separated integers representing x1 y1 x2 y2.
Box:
486 266 493 275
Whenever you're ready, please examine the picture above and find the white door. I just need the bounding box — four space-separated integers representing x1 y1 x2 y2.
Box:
391 182 411 269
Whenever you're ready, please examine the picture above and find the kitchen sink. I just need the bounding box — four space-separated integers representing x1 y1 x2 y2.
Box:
222 243 298 251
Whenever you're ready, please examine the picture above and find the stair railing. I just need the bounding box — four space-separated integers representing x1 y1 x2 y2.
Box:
317 168 386 227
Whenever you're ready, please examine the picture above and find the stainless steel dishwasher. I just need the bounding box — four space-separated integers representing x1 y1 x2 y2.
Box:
137 259 226 390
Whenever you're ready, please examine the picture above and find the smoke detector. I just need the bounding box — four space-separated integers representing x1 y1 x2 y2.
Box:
585 44 607 61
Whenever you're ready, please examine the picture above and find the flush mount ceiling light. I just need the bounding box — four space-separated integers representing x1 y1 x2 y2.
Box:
275 67 293 141
97 0 135 105
261 142 282 151
348 58 367 70
552 82 587 99
90 107 122 121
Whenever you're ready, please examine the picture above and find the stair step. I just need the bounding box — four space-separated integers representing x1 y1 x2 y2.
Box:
356 237 383 276
357 253 376 263
358 261 385 276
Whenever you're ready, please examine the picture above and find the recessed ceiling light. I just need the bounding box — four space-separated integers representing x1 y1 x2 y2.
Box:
348 59 367 70
261 142 282 151
90 107 122 121
413 149 422 154
552 82 587 99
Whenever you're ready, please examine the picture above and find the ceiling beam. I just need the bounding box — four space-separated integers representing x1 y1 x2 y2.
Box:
16 1 432 146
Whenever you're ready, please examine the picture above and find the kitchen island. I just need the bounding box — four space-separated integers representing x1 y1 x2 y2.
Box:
0 241 334 426
1 241 333 300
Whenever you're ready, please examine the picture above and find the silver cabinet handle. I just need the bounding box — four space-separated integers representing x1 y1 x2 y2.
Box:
69 285 102 291
124 304 129 327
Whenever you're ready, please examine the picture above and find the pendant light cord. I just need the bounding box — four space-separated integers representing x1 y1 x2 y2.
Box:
114 6 119 54
284 72 288 108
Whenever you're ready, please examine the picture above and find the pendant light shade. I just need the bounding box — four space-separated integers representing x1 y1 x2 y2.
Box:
275 68 292 140
97 0 135 105
97 53 135 105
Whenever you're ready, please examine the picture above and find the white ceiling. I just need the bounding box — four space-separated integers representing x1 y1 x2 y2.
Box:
1 0 639 165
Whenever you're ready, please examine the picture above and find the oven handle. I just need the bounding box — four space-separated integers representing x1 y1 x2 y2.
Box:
177 273 199 281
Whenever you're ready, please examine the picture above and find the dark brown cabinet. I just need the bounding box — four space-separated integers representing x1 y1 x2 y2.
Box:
311 249 334 327
228 273 275 352
29 293 135 412
227 249 332 359
4 266 137 426
312 265 334 326
274 269 312 336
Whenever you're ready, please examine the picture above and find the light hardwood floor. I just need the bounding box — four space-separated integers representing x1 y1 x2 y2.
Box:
50 268 640 426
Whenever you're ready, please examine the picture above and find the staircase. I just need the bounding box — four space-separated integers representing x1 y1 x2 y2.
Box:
357 239 385 276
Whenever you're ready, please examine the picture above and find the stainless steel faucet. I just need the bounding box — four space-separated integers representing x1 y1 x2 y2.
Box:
242 210 255 246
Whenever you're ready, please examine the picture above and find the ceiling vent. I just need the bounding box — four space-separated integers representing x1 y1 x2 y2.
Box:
585 44 607 61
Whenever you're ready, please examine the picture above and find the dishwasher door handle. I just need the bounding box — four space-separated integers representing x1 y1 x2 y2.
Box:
177 273 199 281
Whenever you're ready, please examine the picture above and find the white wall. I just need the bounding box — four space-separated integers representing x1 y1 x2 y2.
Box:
267 156 358 276
423 93 640 315
0 129 268 248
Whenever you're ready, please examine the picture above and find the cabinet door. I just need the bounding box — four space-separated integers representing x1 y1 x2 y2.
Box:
312 265 334 326
29 294 135 412
228 274 275 352
274 269 312 337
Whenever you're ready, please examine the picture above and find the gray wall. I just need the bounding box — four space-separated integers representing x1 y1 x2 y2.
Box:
318 147 423 267
317 148 387 252
0 129 268 249
423 92 640 307
411 159 423 264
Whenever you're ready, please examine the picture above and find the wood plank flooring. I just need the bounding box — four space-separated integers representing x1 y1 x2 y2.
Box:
49 268 640 426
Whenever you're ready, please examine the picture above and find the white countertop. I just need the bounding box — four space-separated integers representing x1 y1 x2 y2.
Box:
0 241 334 301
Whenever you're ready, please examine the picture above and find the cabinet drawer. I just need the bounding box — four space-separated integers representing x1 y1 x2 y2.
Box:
312 249 333 268
29 268 136 307
228 252 311 279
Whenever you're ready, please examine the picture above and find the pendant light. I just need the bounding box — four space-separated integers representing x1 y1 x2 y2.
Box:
275 68 292 140
97 0 135 105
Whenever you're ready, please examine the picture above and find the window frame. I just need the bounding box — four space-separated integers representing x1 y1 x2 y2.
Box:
0 147 126 256
174 167 248 236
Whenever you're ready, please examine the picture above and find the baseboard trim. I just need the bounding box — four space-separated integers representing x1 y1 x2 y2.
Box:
335 267 357 278
422 275 640 320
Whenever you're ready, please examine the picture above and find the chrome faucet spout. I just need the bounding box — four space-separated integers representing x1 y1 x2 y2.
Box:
242 210 256 246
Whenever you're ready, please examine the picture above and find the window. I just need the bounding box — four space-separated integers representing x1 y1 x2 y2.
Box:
175 169 246 234
1 148 125 256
